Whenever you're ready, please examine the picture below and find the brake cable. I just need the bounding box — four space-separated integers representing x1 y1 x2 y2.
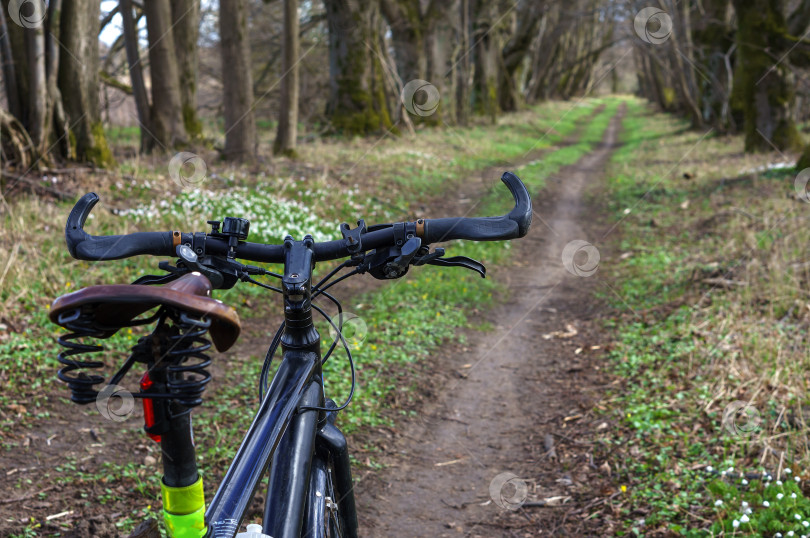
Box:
245 264 359 408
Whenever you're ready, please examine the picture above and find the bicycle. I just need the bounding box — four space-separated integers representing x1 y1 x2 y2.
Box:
49 171 532 538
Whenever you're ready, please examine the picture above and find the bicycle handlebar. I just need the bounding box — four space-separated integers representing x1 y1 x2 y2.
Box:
65 171 532 263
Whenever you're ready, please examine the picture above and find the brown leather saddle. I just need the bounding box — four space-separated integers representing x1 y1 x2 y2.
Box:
49 272 241 352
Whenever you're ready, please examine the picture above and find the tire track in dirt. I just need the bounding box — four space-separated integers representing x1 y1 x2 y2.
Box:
355 105 626 537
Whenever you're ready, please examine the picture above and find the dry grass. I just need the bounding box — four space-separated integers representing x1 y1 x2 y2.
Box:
600 99 810 533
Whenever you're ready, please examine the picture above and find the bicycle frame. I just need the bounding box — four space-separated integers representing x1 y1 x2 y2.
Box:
159 237 358 538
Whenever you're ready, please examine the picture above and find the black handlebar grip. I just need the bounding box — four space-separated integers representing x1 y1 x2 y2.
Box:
65 192 99 258
65 192 174 260
422 171 532 243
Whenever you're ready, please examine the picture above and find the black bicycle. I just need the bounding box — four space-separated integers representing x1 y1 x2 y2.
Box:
49 171 532 538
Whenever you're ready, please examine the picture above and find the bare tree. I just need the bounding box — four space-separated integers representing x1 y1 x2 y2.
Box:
322 0 393 134
0 7 21 120
220 0 256 160
274 0 299 156
120 0 153 151
732 0 805 152
171 0 202 139
498 0 545 111
25 18 47 150
46 0 70 158
379 0 450 84
456 0 471 126
144 0 186 149
59 0 114 164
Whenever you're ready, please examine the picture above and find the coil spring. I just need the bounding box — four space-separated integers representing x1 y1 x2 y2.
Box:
56 309 107 404
163 310 213 408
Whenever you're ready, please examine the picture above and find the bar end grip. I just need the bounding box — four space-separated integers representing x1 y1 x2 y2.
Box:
501 171 532 238
65 192 99 259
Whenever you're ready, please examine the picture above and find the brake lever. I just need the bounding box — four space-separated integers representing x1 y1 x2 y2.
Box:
425 256 486 278
412 247 445 266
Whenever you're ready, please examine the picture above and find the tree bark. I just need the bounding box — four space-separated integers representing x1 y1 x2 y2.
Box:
667 1 703 127
525 4 560 103
45 0 69 159
0 7 21 121
691 0 733 130
24 23 47 150
456 0 471 126
498 0 544 111
472 0 498 122
58 0 114 165
220 0 256 160
798 144 810 170
3 2 30 123
120 0 153 151
379 0 425 84
731 0 802 152
274 0 299 156
322 0 393 135
170 0 202 139
144 0 186 150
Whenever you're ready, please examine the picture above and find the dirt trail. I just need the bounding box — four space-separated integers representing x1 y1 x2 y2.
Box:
356 107 626 537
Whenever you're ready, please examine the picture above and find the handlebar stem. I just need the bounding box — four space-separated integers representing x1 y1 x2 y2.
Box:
279 237 320 355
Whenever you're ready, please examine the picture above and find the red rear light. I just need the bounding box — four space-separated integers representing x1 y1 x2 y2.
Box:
140 372 161 443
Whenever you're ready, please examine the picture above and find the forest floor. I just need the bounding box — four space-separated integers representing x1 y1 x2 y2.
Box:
353 105 627 537
3 96 810 537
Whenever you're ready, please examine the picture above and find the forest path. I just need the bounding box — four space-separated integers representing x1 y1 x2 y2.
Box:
355 106 626 537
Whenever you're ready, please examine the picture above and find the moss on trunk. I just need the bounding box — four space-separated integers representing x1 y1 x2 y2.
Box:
732 0 803 152
798 144 810 170
83 122 116 167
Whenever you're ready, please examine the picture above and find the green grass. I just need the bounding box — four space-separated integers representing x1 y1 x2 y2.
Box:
596 99 810 536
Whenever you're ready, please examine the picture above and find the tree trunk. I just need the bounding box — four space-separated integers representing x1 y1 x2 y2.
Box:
667 2 703 128
45 0 69 159
472 0 498 122
322 0 393 135
798 144 810 170
525 5 559 103
498 0 544 111
731 0 802 152
24 23 47 150
692 0 733 130
58 0 114 165
171 0 202 139
144 0 186 150
274 0 299 156
3 1 31 125
379 0 425 84
220 0 256 160
0 7 21 121
120 0 153 152
456 0 471 126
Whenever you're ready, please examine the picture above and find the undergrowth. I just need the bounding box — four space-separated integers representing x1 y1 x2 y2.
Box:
596 99 810 537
